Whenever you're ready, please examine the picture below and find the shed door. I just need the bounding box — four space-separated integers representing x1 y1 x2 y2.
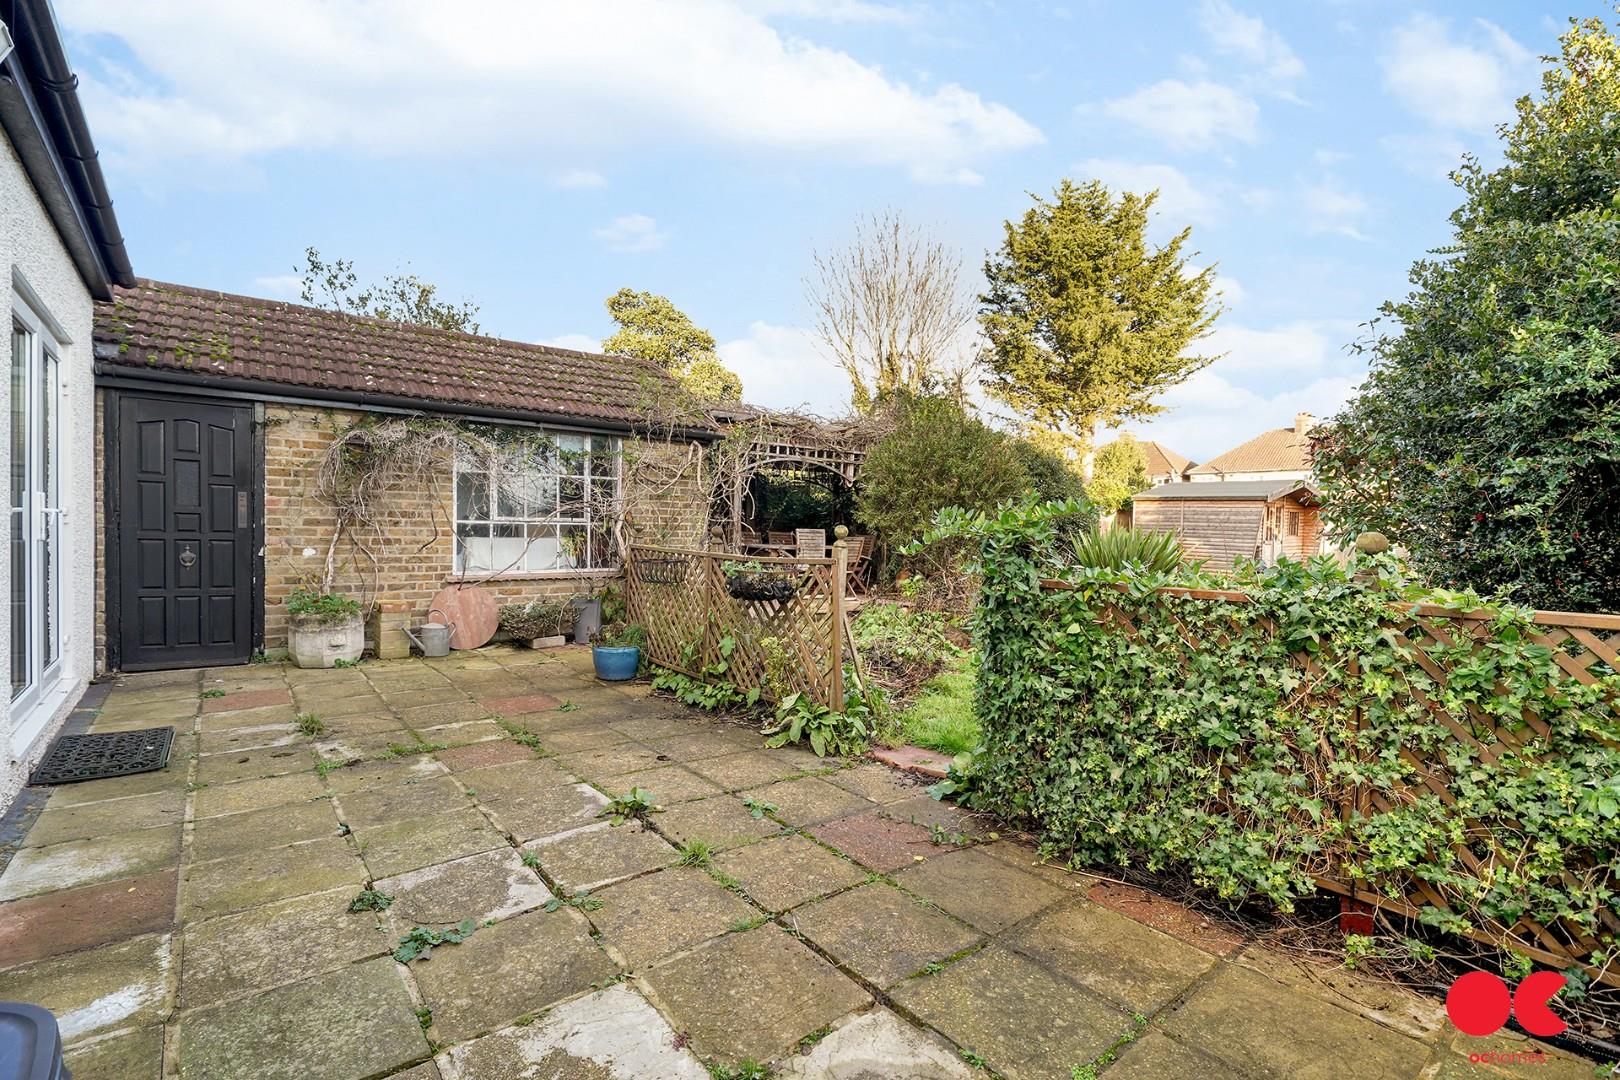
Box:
117 396 254 669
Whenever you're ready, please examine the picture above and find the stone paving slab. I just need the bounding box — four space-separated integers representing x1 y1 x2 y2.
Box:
202 687 292 713
31 758 189 807
791 881 983 988
1099 1029 1239 1078
20 788 185 847
438 984 709 1080
338 774 474 829
688 750 807 791
197 722 300 754
890 945 1134 1080
0 868 176 969
353 807 509 878
895 847 1072 934
655 793 784 850
177 956 428 1080
474 776 611 843
776 1008 974 1080
713 833 868 913
604 764 724 804
321 754 448 793
189 798 341 862
642 926 871 1065
0 824 181 901
809 810 940 872
0 933 173 1045
749 775 875 827
180 887 387 1007
377 847 552 927
192 771 325 818
1003 900 1216 1015
589 865 759 968
410 908 616 1042
526 820 677 892
183 836 365 920
433 738 537 772
1159 961 1433 1079
61 1024 165 1080
553 743 672 780
193 744 311 785
532 723 634 754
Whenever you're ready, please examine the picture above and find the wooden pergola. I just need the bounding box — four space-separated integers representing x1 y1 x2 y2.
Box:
713 408 873 548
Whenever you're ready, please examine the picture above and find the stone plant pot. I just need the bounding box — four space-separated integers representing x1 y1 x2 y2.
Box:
526 635 569 649
288 613 365 668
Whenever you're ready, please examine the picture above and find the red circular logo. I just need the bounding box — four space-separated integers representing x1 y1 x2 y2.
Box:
1447 972 1512 1036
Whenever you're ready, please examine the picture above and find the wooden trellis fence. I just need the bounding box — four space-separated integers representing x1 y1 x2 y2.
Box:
1052 578 1620 986
625 544 848 709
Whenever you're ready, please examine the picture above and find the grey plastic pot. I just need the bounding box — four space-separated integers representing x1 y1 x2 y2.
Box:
570 597 602 645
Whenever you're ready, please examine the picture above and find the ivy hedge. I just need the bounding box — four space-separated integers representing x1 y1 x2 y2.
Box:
946 501 1620 978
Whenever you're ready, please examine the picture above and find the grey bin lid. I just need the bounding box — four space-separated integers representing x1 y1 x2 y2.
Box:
0 1002 67 1080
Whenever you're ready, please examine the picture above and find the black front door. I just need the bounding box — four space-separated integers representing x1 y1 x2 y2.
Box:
117 396 255 669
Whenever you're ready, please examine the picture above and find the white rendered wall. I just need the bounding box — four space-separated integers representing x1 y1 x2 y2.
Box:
1 131 97 810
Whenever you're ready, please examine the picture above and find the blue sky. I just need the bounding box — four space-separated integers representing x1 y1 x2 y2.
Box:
60 0 1598 460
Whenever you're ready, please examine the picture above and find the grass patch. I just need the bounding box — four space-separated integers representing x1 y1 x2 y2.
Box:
295 712 326 738
896 656 978 755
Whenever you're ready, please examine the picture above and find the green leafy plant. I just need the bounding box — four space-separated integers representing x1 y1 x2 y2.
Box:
332 657 362 669
762 691 870 758
520 850 541 871
499 598 569 640
393 919 478 963
286 588 362 624
594 622 647 650
1069 527 1189 573
545 890 603 913
741 796 777 820
677 839 716 867
600 788 662 825
295 712 326 738
348 889 394 912
199 688 225 699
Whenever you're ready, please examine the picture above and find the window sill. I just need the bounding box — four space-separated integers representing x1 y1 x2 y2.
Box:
448 567 621 584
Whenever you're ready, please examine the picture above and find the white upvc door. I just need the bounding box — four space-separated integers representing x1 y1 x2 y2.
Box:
10 304 63 736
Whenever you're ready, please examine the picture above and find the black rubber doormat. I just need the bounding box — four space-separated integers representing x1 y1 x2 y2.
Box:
28 727 176 785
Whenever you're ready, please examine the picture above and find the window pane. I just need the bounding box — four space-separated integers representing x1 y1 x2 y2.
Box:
524 524 560 571
456 471 490 521
489 522 526 574
455 522 491 573
558 477 585 520
11 326 29 699
558 524 587 570
556 433 586 475
588 524 617 569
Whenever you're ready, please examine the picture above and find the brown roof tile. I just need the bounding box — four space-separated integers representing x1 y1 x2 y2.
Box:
1095 438 1194 480
1187 427 1311 476
94 279 708 432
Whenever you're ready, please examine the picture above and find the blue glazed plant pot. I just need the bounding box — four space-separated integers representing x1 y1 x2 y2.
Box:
592 645 640 681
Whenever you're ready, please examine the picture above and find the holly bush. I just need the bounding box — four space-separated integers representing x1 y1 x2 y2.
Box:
950 500 1620 972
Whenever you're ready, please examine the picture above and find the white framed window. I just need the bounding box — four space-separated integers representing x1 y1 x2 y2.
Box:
453 429 621 575
10 306 63 712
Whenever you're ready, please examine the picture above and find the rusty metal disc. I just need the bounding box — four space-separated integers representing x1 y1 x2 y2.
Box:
428 584 498 650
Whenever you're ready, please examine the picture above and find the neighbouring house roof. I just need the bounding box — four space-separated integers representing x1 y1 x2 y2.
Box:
1095 437 1195 479
1133 479 1318 503
1187 426 1312 477
0 0 134 298
93 280 717 436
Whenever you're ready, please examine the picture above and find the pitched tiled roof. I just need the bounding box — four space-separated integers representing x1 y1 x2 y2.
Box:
1135 479 1318 502
1187 427 1311 476
1095 438 1194 479
94 279 711 432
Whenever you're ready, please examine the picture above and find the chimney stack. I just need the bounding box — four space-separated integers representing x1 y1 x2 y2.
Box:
1294 411 1316 435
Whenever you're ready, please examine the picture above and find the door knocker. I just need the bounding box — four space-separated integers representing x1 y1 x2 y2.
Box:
179 544 197 569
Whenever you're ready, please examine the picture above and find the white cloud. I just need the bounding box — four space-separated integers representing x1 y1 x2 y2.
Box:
595 213 668 253
1099 80 1259 151
1381 15 1534 133
740 0 913 22
552 169 607 189
1197 0 1305 88
1076 159 1219 227
1202 319 1358 376
64 1 1040 185
1301 176 1369 240
1379 133 1469 181
718 322 850 415
250 274 302 299
540 333 604 354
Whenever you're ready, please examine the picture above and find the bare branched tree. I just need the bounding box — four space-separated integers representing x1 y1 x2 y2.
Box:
806 211 975 413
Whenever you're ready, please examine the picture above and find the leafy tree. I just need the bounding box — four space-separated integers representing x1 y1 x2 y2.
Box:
602 288 743 402
1012 438 1085 502
1085 435 1151 514
979 179 1220 432
298 247 481 333
1314 14 1620 611
856 396 1029 546
806 211 975 412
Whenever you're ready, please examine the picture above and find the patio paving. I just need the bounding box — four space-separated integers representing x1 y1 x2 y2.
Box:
0 644 1598 1079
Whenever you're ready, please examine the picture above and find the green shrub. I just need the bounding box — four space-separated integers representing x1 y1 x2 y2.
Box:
286 588 361 623
498 598 568 640
1012 438 1085 502
1069 527 1188 573
856 396 1030 549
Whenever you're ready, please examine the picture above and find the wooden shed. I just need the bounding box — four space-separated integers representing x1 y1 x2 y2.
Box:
1132 480 1323 570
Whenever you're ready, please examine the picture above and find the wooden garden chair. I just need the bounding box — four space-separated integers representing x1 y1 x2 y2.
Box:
768 530 794 547
795 528 827 560
844 534 873 596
